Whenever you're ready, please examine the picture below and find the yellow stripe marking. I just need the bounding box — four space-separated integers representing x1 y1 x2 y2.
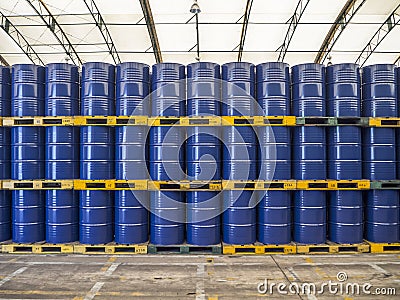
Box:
305 257 313 263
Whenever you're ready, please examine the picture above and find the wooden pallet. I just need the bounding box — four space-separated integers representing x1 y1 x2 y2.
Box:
2 243 74 254
222 243 296 255
296 242 369 254
148 243 222 254
74 243 147 254
367 241 400 254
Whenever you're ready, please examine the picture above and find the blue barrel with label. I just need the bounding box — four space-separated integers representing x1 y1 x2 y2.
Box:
80 62 115 244
0 66 10 242
186 62 221 245
11 64 45 243
45 63 79 243
150 63 185 245
115 62 150 244
221 62 256 244
256 62 291 244
292 63 326 244
366 190 399 242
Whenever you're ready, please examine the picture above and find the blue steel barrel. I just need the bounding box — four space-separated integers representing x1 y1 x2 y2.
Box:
150 63 185 245
115 62 150 244
292 63 325 117
293 127 326 180
151 63 185 117
150 191 185 245
81 62 115 116
187 62 220 116
363 128 396 180
256 62 290 116
328 126 362 180
327 63 360 117
45 63 79 243
294 191 326 244
257 191 291 244
366 190 399 243
362 64 397 117
45 63 79 115
186 62 221 245
329 191 363 243
12 64 45 116
11 64 45 243
221 62 255 116
116 62 150 116
0 67 10 242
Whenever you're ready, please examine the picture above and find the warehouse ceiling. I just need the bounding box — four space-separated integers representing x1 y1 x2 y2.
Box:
0 0 400 67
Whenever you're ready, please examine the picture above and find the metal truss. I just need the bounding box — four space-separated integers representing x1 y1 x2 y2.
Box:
25 0 82 65
355 3 400 67
315 0 366 64
237 0 253 62
139 0 162 63
0 11 44 65
82 0 120 64
277 0 310 62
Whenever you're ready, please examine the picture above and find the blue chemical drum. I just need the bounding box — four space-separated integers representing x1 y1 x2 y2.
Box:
12 190 45 243
329 191 363 244
45 63 79 116
221 62 255 116
0 66 11 242
293 127 326 180
187 192 221 245
187 62 220 116
151 63 185 117
222 127 257 180
46 190 78 243
46 127 79 179
11 64 45 116
223 191 257 244
294 191 326 244
326 63 360 117
149 126 185 181
116 126 148 180
362 64 397 117
258 126 290 180
80 126 114 180
115 190 148 244
257 191 291 244
80 190 114 244
328 126 362 180
292 63 326 117
81 62 115 116
116 62 150 116
366 190 399 243
11 127 44 179
150 191 185 245
363 128 396 180
256 62 290 116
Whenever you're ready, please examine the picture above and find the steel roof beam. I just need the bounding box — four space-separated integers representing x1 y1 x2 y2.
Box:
25 0 82 66
237 0 253 62
277 0 310 62
82 0 121 64
139 0 162 63
356 3 400 67
0 11 44 65
315 0 366 64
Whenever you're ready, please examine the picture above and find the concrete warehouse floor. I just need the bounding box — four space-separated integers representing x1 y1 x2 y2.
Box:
0 254 398 299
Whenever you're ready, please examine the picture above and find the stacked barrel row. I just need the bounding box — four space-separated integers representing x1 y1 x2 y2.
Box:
0 62 399 246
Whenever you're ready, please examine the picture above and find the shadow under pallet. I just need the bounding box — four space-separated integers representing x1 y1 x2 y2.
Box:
148 243 222 254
